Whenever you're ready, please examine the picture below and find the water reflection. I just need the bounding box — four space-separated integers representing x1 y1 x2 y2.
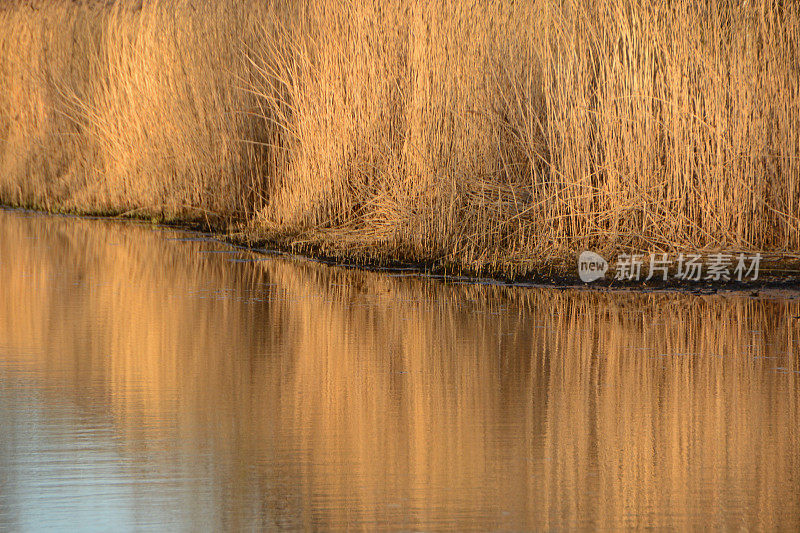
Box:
0 209 799 530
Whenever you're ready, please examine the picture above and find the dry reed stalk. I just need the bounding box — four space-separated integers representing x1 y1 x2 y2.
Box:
1 0 798 276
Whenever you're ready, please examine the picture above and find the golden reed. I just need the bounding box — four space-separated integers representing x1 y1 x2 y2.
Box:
1 1 798 275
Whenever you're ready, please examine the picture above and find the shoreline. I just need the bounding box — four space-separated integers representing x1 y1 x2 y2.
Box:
5 204 799 296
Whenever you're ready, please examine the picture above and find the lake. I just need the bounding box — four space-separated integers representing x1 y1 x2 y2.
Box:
0 208 799 530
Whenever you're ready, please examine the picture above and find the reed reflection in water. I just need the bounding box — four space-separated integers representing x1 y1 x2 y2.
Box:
0 209 799 530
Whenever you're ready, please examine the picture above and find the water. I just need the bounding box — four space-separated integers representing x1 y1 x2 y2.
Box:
0 208 799 531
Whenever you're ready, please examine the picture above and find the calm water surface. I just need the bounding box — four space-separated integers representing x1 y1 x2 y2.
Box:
1 208 799 530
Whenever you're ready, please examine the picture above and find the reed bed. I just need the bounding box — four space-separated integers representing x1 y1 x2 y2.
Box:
1 0 798 276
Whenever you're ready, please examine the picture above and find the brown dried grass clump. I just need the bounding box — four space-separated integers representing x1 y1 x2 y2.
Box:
1 0 798 276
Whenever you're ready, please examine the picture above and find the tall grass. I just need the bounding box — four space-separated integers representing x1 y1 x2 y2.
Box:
1 0 798 275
